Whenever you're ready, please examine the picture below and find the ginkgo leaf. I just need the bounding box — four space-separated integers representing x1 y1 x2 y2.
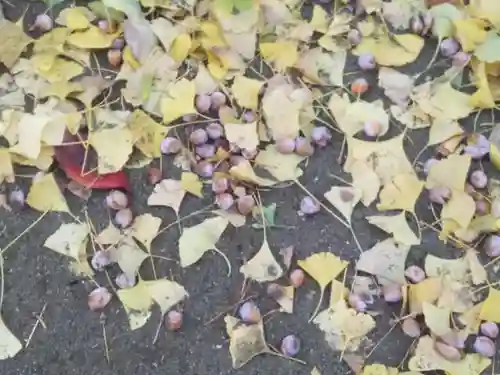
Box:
117 281 153 330
223 121 259 151
378 67 414 107
0 148 14 183
441 191 475 229
367 212 420 246
0 20 32 69
408 277 442 314
67 25 118 49
345 133 413 185
95 222 122 245
296 48 346 87
144 279 188 315
240 239 283 282
225 316 269 369
350 159 381 206
298 252 348 320
178 216 229 268
128 110 167 158
231 76 264 109
254 145 305 182
356 238 410 286
147 179 186 214
377 173 423 213
267 283 294 313
230 160 276 186
408 335 491 375
161 78 196 124
361 364 400 375
314 301 375 352
422 302 451 337
181 172 203 198
324 186 361 223
27 173 69 213
56 7 94 30
353 34 424 66
329 279 349 309
0 317 22 360
44 222 92 275
89 127 134 174
110 237 148 279
260 40 298 71
428 120 464 146
426 154 471 191
479 288 500 323
128 213 161 251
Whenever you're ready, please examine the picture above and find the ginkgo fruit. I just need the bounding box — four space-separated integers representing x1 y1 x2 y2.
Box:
485 235 500 257
107 49 122 67
290 269 305 288
347 29 361 45
363 120 382 137
216 193 234 210
242 111 256 123
115 208 133 228
358 54 376 70
31 14 53 32
383 284 403 303
237 195 255 215
464 134 489 159
238 301 261 323
115 273 136 289
452 51 470 67
439 38 459 57
195 94 211 113
210 91 226 109
295 137 314 157
206 122 224 139
91 250 112 271
480 322 499 339
348 293 368 312
8 188 25 211
88 287 112 311
434 341 462 361
311 126 332 147
165 310 183 331
190 129 209 145
276 138 296 154
280 334 300 357
106 190 128 210
195 161 214 178
401 318 421 338
212 177 229 194
473 336 495 358
196 144 216 159
111 38 124 50
160 137 182 155
428 186 451 204
421 12 433 35
470 170 488 189
405 265 426 283
300 196 320 215
410 16 424 35
350 78 369 95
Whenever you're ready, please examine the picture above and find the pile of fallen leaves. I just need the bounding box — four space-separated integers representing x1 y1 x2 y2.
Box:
2 0 500 374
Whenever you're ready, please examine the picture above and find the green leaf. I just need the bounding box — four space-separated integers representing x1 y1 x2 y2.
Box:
475 32 500 63
88 1 125 22
429 3 463 39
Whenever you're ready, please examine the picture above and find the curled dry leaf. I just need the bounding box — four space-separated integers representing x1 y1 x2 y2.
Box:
240 239 283 283
224 316 269 369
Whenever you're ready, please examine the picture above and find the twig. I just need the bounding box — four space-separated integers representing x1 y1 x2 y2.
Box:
25 303 48 348
1 211 48 256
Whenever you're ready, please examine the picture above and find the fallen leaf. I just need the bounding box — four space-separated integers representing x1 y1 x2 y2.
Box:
260 40 298 71
56 7 94 30
0 20 32 69
453 18 487 52
178 216 229 267
329 279 349 308
144 278 188 315
361 364 400 375
377 173 424 213
89 127 134 174
231 76 264 109
128 213 161 251
479 288 500 323
422 302 451 336
148 179 186 214
161 78 196 124
240 239 283 282
44 222 92 275
109 237 148 279
262 83 302 140
225 316 269 369
408 277 442 314
117 281 153 330
378 67 414 107
223 121 259 151
128 110 168 158
367 212 420 246
426 153 471 191
0 317 22 360
230 160 276 186
67 25 118 49
314 301 376 352
0 149 14 183
353 34 424 66
350 159 381 206
408 335 491 375
181 172 203 198
267 283 294 313
27 173 69 213
357 238 410 286
254 145 305 182
296 48 346 87
324 186 362 223
428 120 464 146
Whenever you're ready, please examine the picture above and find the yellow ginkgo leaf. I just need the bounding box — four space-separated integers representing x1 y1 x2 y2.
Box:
426 153 471 191
147 179 185 213
470 61 496 109
128 213 161 252
57 7 94 30
43 81 84 100
27 173 69 213
479 288 500 322
67 25 117 49
240 239 283 282
143 278 188 315
441 191 476 229
117 281 153 330
422 302 452 337
361 364 399 375
254 145 305 182
0 20 33 69
231 76 264 109
178 216 229 269
260 40 298 71
367 212 420 246
89 127 134 174
298 252 348 320
170 33 192 62
128 110 168 158
229 159 275 186
0 148 14 183
377 173 423 213
453 18 488 52
161 78 196 124
35 57 84 83
181 172 203 198
354 34 424 66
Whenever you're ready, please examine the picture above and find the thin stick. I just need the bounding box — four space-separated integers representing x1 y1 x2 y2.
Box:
212 247 232 277
308 288 324 323
25 303 48 348
1 211 48 255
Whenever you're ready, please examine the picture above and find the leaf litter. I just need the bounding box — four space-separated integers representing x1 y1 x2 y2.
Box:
0 0 500 374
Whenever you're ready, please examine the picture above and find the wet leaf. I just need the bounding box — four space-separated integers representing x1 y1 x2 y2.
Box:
240 239 283 282
178 216 229 267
